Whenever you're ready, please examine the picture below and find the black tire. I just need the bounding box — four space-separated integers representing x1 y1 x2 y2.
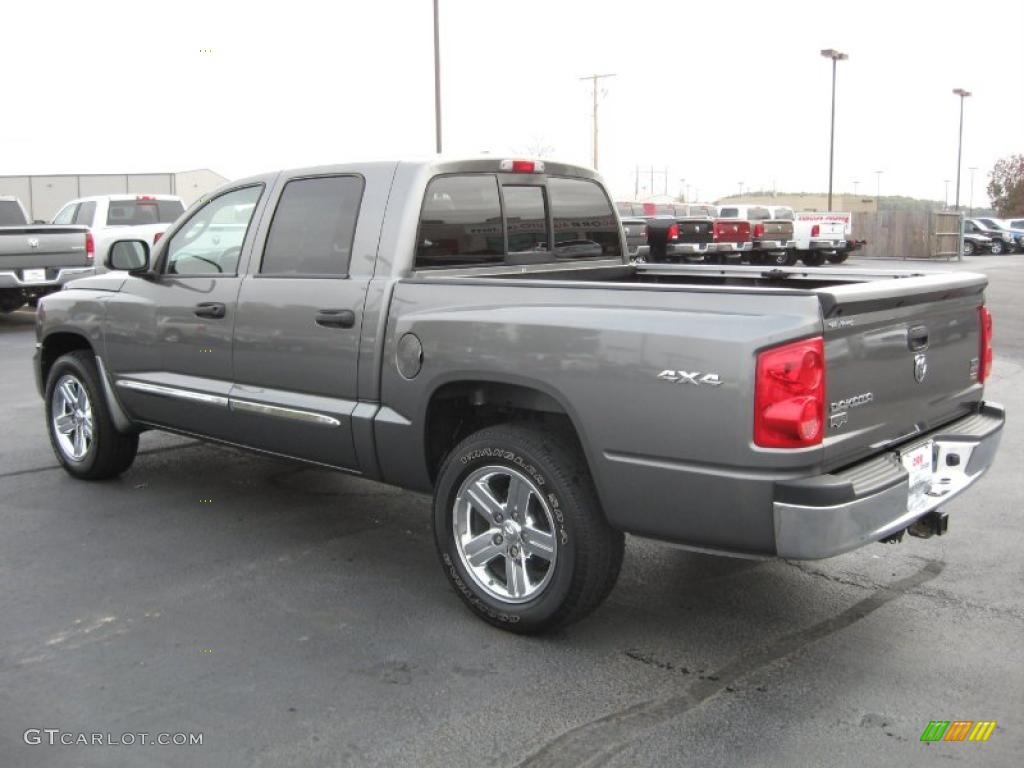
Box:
45 350 139 480
768 250 797 267
989 241 1004 255
433 422 624 634
801 252 826 267
962 241 975 256
0 290 25 313
826 252 849 264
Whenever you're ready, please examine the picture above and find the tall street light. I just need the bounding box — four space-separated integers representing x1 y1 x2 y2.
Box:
944 179 951 209
952 88 971 210
821 49 848 212
875 170 883 203
433 0 442 153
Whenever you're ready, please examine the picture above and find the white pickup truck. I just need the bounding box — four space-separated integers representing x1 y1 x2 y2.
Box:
52 195 186 270
786 210 864 266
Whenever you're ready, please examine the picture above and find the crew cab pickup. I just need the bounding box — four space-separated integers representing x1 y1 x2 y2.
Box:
34 157 1004 634
792 211 864 265
52 194 186 269
0 196 92 313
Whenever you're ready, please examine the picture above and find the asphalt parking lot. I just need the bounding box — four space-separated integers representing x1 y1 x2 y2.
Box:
2 254 1022 768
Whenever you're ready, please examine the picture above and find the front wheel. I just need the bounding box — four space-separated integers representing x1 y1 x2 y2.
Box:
990 241 1004 255
962 240 975 256
45 350 139 480
433 423 624 633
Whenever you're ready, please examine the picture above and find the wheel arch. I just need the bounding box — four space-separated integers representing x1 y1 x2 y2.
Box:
421 375 596 489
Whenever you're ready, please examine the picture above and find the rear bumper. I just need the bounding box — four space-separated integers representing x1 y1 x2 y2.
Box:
773 402 1005 559
808 239 846 251
711 242 753 254
0 266 95 290
753 240 795 252
665 242 713 257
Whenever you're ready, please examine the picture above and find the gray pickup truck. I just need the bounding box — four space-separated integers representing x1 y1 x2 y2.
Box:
1 197 93 313
33 158 1004 633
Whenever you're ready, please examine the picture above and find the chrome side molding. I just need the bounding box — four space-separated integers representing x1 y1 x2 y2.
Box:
229 399 342 427
116 379 230 408
115 378 341 427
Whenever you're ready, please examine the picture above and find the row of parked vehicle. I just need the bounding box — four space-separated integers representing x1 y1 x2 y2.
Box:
0 193 184 312
616 201 864 267
962 217 1024 255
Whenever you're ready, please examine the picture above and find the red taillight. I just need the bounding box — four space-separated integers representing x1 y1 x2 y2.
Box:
136 195 156 200
754 336 825 448
811 224 820 237
154 232 163 244
978 306 993 383
85 231 94 261
754 223 765 238
667 223 679 241
500 159 544 173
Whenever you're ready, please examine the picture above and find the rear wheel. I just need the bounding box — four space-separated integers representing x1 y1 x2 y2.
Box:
826 251 849 264
45 350 138 480
433 423 624 633
768 250 797 267
801 252 826 267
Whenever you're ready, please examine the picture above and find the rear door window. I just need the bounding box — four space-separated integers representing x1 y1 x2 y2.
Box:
719 207 739 218
107 199 185 226
260 176 364 276
416 175 504 268
548 177 621 259
748 207 771 220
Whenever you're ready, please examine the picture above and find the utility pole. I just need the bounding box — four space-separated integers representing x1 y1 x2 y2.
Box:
853 180 860 196
634 165 639 198
968 166 977 216
579 73 616 170
944 179 951 209
433 0 442 153
875 170 883 203
821 49 848 212
952 88 972 211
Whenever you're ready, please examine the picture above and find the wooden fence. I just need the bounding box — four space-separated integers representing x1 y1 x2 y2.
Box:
852 211 962 260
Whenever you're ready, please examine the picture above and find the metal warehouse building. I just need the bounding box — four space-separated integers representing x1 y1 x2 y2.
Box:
0 169 228 222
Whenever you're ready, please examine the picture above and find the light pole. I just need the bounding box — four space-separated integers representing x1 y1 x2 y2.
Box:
874 170 883 205
579 73 616 170
968 166 977 216
952 88 971 210
433 0 444 153
944 179 951 209
821 49 848 212
852 180 860 196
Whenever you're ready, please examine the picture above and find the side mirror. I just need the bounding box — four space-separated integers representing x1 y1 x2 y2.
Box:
108 239 151 273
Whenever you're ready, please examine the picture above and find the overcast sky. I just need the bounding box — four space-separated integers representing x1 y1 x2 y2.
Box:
4 0 1021 205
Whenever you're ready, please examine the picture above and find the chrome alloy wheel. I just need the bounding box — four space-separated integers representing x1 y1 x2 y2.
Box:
453 465 558 603
51 374 94 461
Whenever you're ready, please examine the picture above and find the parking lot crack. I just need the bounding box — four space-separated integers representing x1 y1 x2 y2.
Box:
517 560 944 768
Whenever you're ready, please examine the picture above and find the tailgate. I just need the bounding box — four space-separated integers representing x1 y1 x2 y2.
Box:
818 273 988 470
762 221 793 240
818 222 845 238
675 218 714 244
620 217 647 250
0 227 90 268
714 220 750 243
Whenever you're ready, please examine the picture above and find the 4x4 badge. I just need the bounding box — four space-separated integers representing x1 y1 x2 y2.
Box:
914 353 928 383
